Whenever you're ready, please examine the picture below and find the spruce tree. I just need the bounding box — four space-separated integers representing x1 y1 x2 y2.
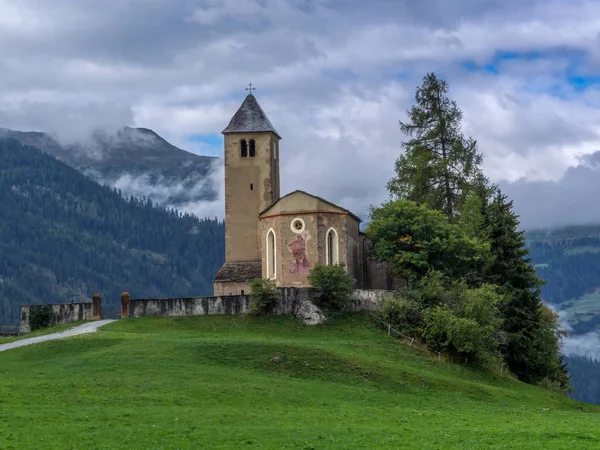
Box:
483 190 568 385
387 73 484 220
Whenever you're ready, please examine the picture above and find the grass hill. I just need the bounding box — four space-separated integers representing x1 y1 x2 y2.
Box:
0 138 224 324
0 126 219 209
0 314 598 449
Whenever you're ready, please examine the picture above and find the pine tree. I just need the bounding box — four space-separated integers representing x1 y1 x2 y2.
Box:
483 190 568 386
387 73 484 220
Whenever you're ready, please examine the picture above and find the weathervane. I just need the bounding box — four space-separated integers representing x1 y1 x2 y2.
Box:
245 82 256 94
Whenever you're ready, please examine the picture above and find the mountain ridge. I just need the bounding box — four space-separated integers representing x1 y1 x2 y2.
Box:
0 126 220 210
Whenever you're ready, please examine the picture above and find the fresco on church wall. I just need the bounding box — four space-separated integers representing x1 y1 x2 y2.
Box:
288 234 311 273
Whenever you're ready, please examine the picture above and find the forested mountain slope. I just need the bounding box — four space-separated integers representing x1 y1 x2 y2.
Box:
526 226 600 334
526 226 600 405
0 138 224 324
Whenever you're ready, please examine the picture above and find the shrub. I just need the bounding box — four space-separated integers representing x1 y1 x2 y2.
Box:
29 305 52 331
380 297 422 336
307 263 355 313
421 302 502 369
249 278 279 315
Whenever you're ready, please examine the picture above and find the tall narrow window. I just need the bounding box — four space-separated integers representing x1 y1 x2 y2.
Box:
241 139 248 157
326 228 339 265
267 229 276 278
249 139 256 157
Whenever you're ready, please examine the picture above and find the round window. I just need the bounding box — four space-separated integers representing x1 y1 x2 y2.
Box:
290 218 305 233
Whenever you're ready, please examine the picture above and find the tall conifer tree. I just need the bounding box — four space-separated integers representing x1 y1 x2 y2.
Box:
483 190 568 385
387 73 483 220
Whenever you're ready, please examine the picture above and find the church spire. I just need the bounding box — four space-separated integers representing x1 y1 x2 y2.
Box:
222 88 281 138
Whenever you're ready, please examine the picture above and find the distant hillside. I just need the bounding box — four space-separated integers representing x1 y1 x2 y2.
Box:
0 138 224 324
0 127 219 209
526 225 600 335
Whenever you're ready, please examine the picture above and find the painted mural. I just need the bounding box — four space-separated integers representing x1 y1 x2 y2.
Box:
288 234 311 273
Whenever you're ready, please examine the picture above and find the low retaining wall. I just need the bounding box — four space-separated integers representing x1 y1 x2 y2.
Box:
353 289 395 311
19 294 101 334
20 302 92 334
17 288 394 333
127 288 394 319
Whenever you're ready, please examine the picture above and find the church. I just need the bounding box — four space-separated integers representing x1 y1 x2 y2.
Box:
213 90 391 296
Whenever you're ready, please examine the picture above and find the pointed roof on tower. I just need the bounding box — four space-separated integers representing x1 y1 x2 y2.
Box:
222 92 281 139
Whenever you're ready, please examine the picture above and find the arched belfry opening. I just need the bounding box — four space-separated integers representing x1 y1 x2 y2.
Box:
249 139 256 157
326 228 339 265
240 139 248 157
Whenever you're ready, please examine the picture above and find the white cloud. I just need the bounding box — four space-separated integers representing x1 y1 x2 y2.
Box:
1 0 600 227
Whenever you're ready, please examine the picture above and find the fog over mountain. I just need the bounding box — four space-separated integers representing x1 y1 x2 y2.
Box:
0 127 223 218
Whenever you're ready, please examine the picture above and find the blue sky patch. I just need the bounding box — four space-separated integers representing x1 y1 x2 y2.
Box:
187 133 223 156
460 48 600 93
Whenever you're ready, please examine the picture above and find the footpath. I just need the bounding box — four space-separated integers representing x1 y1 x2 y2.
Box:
0 320 116 353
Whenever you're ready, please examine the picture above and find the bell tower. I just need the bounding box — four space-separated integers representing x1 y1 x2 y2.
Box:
218 86 281 273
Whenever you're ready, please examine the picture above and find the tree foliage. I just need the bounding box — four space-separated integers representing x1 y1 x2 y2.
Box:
307 264 355 313
368 73 569 389
249 278 279 315
387 73 484 219
478 190 567 384
29 305 52 331
367 199 488 284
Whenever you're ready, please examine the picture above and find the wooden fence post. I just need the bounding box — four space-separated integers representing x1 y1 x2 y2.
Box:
120 292 131 319
92 293 102 320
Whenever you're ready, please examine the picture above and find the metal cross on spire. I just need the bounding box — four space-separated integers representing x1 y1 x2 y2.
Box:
245 82 256 94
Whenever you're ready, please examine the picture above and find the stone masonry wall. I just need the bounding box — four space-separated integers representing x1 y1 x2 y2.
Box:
127 288 394 319
19 302 95 334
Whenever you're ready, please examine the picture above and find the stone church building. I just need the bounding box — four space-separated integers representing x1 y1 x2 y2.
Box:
213 92 390 296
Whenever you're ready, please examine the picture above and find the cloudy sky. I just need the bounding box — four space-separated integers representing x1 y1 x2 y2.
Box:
1 0 600 229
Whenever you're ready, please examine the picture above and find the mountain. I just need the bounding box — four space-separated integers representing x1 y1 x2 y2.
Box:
0 127 219 210
526 225 600 405
526 224 600 335
0 137 225 324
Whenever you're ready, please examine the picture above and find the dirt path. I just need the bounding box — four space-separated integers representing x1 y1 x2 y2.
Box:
0 320 116 353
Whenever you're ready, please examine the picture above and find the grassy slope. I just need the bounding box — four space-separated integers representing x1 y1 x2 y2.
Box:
0 314 599 449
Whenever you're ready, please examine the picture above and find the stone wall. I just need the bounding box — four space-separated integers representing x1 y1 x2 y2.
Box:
213 280 253 297
127 288 393 322
19 302 95 334
352 289 395 311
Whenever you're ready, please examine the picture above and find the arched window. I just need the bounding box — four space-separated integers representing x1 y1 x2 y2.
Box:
267 229 276 279
326 228 339 265
241 139 248 157
249 139 256 157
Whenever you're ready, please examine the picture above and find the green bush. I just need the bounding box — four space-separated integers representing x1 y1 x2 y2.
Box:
380 297 422 336
420 284 504 369
307 263 355 313
249 278 279 315
29 305 53 331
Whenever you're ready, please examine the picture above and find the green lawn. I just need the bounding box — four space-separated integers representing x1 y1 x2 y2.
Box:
0 314 599 449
